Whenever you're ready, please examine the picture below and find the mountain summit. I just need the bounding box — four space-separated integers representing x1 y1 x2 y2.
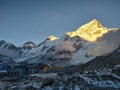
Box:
20 41 36 50
67 19 108 42
47 35 58 41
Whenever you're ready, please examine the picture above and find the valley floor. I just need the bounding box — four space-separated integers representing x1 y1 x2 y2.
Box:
0 63 120 90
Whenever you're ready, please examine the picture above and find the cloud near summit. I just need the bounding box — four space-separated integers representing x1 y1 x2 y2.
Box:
88 29 120 56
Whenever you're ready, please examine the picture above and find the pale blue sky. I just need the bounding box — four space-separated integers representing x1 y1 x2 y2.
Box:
0 0 120 46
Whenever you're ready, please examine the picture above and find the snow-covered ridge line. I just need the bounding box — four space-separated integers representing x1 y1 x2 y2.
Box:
0 19 120 66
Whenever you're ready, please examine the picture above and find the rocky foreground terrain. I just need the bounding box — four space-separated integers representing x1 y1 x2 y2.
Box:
0 49 120 90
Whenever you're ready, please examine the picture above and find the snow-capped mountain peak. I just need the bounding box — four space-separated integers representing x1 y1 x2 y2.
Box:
47 35 59 41
23 41 36 47
75 19 108 42
66 19 108 42
20 41 36 50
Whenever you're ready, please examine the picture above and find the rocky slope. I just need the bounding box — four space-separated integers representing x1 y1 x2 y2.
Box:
0 40 21 56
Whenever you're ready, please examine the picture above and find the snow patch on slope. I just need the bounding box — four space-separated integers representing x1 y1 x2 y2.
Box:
70 42 96 65
0 47 19 58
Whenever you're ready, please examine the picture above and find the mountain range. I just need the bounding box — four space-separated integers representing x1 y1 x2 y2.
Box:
0 19 120 66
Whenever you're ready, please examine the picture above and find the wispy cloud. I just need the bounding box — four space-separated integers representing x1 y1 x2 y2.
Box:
88 29 120 56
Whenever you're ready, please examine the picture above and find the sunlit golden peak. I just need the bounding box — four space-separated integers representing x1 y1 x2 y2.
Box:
66 31 76 37
90 19 103 28
66 19 108 42
77 19 104 30
76 19 108 42
48 35 59 41
74 19 108 42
